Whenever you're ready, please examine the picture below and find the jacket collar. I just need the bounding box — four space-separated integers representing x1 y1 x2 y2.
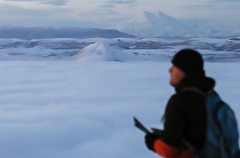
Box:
174 75 215 93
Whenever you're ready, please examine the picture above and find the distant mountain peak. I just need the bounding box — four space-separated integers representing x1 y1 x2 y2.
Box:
142 10 172 19
117 11 188 37
127 11 178 24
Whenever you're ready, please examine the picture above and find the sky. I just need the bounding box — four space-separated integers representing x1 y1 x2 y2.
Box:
0 0 240 29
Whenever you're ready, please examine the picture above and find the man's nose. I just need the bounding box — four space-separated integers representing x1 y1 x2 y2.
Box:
169 66 172 73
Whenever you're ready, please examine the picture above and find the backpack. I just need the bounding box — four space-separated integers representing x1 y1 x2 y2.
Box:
182 87 239 158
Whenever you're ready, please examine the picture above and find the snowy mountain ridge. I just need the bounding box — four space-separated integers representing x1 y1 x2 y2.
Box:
0 26 134 39
0 37 240 62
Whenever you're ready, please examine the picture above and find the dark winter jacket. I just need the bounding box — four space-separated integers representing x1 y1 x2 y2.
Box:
160 75 215 151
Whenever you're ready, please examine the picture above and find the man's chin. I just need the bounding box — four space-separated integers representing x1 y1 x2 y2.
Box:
169 81 175 86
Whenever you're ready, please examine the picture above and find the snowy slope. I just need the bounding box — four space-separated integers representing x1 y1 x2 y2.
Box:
75 42 137 62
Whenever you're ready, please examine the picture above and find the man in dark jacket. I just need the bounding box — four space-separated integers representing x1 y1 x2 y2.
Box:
144 49 215 158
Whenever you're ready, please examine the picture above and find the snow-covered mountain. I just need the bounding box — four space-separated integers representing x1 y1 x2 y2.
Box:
115 11 239 37
116 11 192 37
76 42 136 62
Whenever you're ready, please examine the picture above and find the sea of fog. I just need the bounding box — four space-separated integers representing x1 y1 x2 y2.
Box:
0 61 239 158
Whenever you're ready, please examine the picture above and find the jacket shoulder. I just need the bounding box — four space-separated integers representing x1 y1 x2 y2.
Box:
167 91 205 113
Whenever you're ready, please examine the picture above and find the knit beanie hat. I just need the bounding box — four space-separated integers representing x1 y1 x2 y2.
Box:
171 49 205 76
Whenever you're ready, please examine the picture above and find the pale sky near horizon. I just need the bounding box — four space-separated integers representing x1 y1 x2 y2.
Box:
0 0 239 29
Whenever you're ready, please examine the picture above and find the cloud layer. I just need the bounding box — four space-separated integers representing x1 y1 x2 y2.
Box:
0 61 168 158
107 0 137 4
4 0 69 6
0 59 240 158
